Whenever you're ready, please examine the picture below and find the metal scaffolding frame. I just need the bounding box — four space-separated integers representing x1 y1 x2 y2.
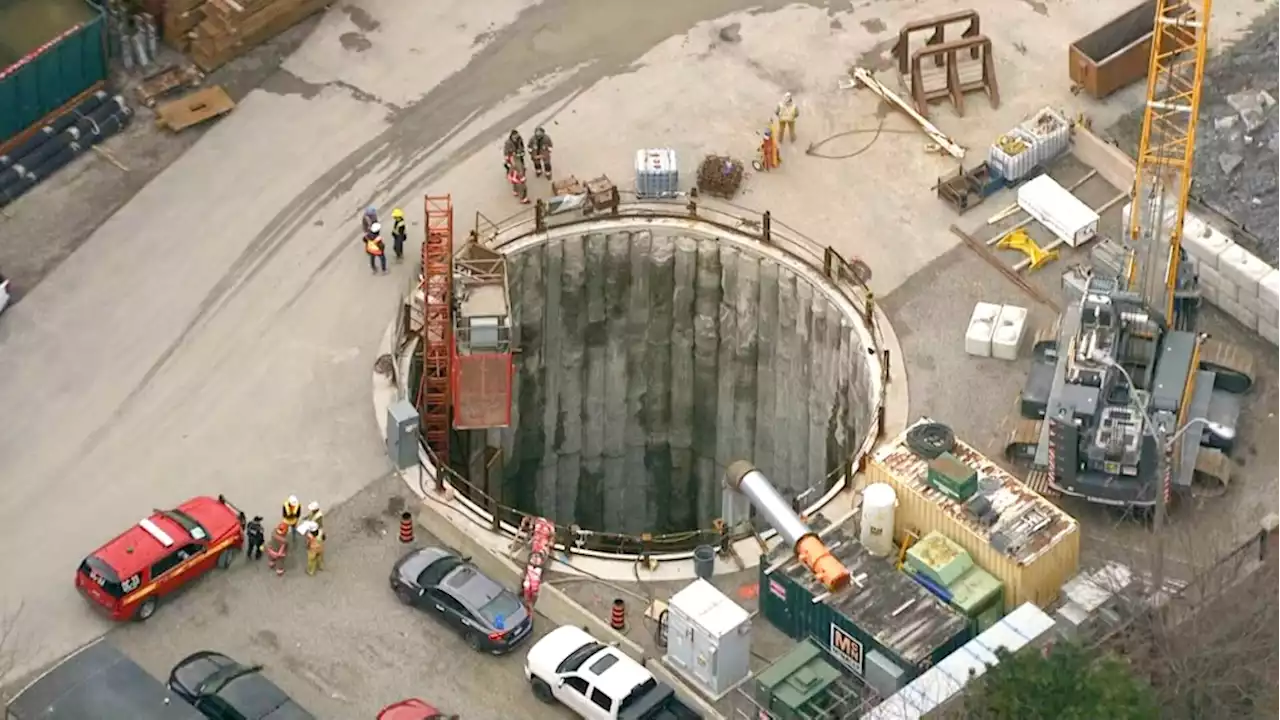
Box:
418 194 454 467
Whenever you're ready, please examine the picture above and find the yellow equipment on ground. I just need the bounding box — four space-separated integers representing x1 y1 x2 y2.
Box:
997 228 1059 271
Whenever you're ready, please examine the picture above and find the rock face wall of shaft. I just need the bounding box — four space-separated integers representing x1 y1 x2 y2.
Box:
499 230 875 536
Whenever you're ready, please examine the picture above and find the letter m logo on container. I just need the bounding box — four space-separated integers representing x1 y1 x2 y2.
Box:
829 624 865 676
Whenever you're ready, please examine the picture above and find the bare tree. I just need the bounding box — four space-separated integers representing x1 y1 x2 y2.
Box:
1099 514 1279 719
0 601 25 703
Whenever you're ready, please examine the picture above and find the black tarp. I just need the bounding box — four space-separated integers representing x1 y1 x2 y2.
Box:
5 639 204 720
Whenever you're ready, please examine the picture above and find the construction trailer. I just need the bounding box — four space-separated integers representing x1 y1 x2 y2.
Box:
868 420 1081 611
758 522 973 700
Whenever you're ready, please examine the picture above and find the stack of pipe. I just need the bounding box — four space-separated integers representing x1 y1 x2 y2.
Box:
725 460 851 590
0 93 133 210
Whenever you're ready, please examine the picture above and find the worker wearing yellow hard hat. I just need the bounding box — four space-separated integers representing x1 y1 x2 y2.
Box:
391 208 407 261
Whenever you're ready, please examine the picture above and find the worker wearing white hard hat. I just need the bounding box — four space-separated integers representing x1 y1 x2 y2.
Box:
364 222 387 274
305 500 324 529
775 91 799 143
282 495 302 546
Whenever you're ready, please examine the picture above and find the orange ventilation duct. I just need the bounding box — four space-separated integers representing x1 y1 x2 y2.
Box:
725 461 850 591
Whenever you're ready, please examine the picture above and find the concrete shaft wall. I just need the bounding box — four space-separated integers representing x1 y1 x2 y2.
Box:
497 229 875 537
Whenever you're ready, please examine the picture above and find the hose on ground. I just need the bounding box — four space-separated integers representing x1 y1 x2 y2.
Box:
906 422 956 459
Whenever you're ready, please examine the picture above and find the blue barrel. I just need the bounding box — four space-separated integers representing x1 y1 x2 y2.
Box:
693 545 715 581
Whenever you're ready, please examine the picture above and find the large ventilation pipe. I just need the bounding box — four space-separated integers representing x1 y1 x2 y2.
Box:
725 460 850 590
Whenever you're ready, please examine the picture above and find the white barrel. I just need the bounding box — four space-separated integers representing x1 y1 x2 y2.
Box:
860 483 898 557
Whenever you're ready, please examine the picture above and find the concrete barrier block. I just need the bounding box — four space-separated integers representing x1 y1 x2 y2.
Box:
1200 283 1218 306
1181 223 1232 270
1259 318 1279 346
1198 263 1238 302
1218 294 1257 331
1258 269 1280 310
1217 244 1271 299
1237 291 1279 325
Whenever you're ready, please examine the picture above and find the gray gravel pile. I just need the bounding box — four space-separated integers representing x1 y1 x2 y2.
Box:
1108 7 1278 268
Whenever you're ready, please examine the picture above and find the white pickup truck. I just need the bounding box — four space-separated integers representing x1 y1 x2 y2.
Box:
524 626 701 720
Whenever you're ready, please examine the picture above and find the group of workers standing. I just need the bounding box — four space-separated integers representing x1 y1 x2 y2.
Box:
502 126 553 204
759 92 800 172
359 206 407 274
241 496 327 577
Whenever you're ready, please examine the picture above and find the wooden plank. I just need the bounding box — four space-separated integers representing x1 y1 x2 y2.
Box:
191 0 329 71
950 224 1059 311
850 66 965 159
155 85 236 132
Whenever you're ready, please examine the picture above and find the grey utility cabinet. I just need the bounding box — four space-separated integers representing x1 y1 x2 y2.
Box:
386 399 420 469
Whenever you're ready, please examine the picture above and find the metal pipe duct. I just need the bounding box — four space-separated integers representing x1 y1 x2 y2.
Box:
725 460 850 590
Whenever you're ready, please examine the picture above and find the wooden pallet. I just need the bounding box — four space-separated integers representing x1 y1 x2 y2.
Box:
155 86 236 132
136 64 205 108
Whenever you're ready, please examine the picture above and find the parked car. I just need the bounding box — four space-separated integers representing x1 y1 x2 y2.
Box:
389 546 533 653
5 638 202 720
376 698 455 720
167 651 316 720
76 495 244 621
0 270 10 315
524 626 702 720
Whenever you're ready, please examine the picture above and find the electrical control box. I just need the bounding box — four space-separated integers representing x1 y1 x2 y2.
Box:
386 399 420 469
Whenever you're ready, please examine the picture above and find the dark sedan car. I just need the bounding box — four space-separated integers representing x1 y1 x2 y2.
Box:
167 651 316 720
390 546 533 653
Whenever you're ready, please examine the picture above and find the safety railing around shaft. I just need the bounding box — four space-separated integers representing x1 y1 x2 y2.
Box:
411 195 891 559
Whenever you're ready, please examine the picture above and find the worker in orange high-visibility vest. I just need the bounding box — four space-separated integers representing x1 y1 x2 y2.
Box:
265 521 290 576
364 223 387 274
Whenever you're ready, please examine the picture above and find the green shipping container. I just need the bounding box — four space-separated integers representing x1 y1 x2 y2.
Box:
0 0 107 147
759 525 974 686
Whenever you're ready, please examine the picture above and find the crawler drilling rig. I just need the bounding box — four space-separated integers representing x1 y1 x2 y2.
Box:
1005 0 1255 512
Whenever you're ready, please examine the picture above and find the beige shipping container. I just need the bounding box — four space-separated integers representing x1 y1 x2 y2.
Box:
868 419 1081 611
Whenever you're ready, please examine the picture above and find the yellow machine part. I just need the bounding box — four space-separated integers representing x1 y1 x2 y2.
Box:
997 228 1059 270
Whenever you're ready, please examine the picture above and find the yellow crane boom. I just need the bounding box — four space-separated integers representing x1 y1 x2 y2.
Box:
1125 0 1212 324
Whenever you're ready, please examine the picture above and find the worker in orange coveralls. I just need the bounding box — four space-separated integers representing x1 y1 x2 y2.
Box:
265 521 290 576
759 126 780 171
507 156 530 204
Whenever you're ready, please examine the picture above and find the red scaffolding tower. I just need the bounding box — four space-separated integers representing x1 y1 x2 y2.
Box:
418 195 454 468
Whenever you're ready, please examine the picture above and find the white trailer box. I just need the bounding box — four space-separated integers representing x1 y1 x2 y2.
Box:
1017 174 1099 247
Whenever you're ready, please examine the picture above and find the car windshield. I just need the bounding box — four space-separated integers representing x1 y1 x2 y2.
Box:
79 557 125 598
618 677 659 713
477 591 522 629
558 642 606 673
161 509 209 541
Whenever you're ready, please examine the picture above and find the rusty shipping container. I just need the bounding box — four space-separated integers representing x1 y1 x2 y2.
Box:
867 419 1081 611
1067 1 1157 100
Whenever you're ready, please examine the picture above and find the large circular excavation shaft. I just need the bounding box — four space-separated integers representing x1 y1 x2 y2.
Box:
471 214 881 547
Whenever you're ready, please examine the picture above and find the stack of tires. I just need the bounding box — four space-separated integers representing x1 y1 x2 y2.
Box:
0 90 133 210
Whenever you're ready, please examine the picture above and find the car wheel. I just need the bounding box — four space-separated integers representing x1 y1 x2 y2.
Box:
217 547 239 569
135 596 158 622
466 631 485 652
530 677 555 704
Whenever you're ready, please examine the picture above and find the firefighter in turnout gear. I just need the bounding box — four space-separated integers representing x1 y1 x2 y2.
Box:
530 127 553 179
282 496 302 546
306 527 326 576
266 521 290 575
390 208 407 261
503 129 525 171
508 156 530 204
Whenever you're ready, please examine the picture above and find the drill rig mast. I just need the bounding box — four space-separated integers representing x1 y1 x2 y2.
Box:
1006 0 1255 511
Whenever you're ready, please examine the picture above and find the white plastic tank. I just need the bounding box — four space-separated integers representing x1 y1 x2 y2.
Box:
860 483 898 557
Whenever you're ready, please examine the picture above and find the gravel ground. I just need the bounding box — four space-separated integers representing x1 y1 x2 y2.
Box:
108 475 573 720
1107 6 1279 267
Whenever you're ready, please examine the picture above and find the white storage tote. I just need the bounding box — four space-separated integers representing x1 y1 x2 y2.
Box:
1017 175 1099 247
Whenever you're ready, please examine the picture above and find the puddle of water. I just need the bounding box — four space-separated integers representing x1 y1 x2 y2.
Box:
0 0 97 68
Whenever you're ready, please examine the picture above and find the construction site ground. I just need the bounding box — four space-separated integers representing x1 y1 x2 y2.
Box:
0 0 1275 714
